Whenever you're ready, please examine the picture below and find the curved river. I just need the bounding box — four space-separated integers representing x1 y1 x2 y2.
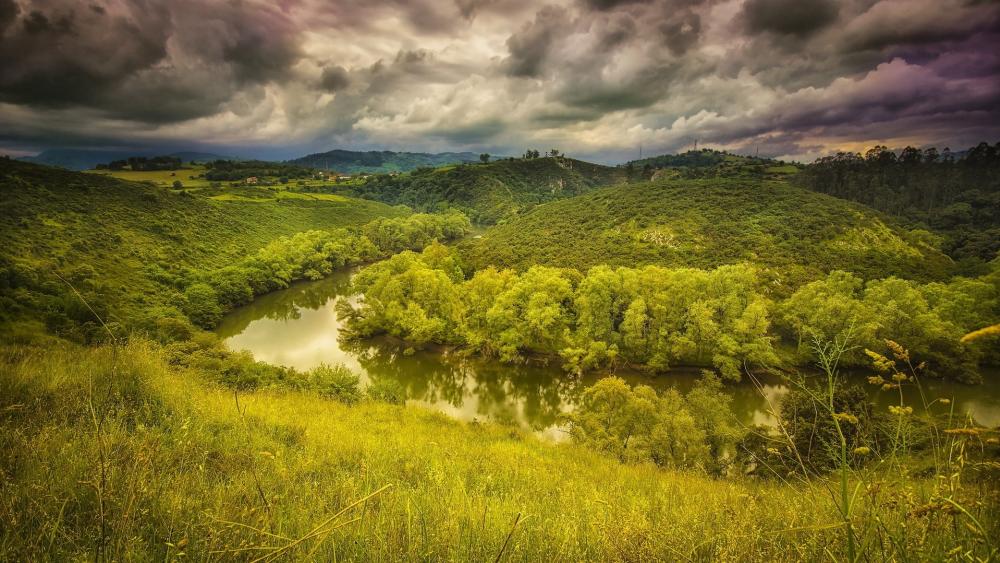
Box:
217 269 1000 439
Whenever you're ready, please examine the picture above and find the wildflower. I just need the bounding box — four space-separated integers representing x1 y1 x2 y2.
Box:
881 383 897 391
867 375 885 385
888 405 913 416
960 323 1000 343
853 446 871 455
865 349 894 372
834 412 859 425
885 340 910 362
766 447 780 455
892 373 909 382
938 398 951 405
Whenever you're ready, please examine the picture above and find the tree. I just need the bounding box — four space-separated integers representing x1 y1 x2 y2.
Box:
172 180 183 189
479 153 490 164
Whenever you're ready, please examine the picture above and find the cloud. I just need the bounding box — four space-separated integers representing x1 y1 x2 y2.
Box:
741 0 839 37
0 0 997 162
319 65 351 92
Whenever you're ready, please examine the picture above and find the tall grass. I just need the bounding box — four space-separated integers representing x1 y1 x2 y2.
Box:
0 339 997 561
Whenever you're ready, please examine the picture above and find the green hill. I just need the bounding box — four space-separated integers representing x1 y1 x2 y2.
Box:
623 149 802 181
354 156 627 224
0 159 403 338
289 149 479 174
457 177 954 288
18 149 237 170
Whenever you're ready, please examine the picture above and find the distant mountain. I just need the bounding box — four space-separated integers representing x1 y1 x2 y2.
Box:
288 149 480 174
18 149 236 170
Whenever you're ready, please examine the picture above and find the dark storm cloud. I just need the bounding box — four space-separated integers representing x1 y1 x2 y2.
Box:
0 0 19 33
0 1 171 107
320 66 351 92
1 0 999 161
0 0 302 123
503 5 564 77
658 10 700 54
741 0 839 37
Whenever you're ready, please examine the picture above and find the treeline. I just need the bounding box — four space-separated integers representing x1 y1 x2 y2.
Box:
181 211 471 329
796 142 1000 262
342 246 999 382
96 155 182 171
203 160 316 181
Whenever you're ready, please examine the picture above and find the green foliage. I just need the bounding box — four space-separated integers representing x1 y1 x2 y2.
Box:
778 271 998 381
346 249 779 378
0 159 471 340
298 363 362 403
354 157 626 224
203 159 316 181
795 143 1000 263
183 283 222 329
777 384 886 472
458 177 954 289
348 247 996 379
625 148 800 181
0 159 404 342
565 374 746 472
366 377 406 404
289 149 479 174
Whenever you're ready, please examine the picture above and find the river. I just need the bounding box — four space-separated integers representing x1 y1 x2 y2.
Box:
216 269 1000 439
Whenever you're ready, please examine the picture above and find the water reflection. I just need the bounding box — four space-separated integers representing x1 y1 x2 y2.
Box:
217 273 1000 437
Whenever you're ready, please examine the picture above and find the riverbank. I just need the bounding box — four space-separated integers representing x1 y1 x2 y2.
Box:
216 273 1000 436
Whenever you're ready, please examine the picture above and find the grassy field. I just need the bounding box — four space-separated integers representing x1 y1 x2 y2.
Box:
2 339 995 561
86 165 215 188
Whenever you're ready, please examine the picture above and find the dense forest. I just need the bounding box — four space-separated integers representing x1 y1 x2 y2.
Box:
342 243 998 382
456 177 952 287
795 142 1000 265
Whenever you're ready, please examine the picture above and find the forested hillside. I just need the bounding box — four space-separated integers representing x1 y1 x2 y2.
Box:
457 177 953 288
0 160 469 342
353 156 627 223
289 149 479 174
625 148 801 180
795 143 1000 265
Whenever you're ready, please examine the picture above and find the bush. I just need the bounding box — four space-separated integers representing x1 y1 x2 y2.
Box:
366 378 406 404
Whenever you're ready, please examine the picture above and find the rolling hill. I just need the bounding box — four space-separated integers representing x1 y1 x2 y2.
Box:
289 149 479 174
0 159 403 338
18 149 237 170
354 156 628 223
457 177 955 289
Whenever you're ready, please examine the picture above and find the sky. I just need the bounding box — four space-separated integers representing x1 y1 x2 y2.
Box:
0 0 998 163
